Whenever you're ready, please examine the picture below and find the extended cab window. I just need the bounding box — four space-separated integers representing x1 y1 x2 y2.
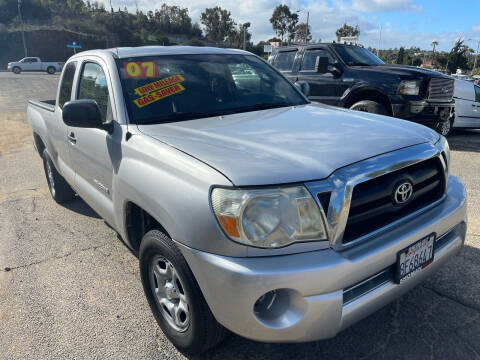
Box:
78 62 111 123
273 51 296 71
301 49 333 71
58 62 77 109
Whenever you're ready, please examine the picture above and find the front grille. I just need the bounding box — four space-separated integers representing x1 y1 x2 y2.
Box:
427 77 454 102
342 157 445 244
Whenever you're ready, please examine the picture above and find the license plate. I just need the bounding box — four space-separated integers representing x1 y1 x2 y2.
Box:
395 233 435 283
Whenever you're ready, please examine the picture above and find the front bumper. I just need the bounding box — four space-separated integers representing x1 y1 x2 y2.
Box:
179 176 466 343
391 97 454 125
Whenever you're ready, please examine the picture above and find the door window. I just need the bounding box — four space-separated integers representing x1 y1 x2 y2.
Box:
301 49 333 71
475 85 480 102
273 51 296 71
58 62 77 109
78 62 111 123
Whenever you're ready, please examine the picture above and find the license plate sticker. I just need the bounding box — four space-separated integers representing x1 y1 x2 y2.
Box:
396 233 435 283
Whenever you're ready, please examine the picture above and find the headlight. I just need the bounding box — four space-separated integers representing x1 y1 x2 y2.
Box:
211 186 327 248
398 80 421 95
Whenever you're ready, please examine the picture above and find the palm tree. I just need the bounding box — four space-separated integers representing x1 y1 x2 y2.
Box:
431 40 439 66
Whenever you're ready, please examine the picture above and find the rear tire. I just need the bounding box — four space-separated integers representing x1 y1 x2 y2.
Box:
139 229 227 355
42 150 76 203
349 100 389 116
12 66 21 74
46 66 56 74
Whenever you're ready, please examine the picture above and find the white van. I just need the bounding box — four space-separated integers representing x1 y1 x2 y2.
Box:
453 79 480 129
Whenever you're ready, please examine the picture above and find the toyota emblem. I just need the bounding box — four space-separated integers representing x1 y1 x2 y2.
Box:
393 181 413 205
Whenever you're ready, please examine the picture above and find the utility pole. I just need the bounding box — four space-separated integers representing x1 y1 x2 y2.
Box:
377 25 382 57
473 39 480 73
305 11 309 45
18 0 27 57
243 23 250 51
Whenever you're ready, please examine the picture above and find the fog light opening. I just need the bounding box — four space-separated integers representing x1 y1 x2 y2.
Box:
253 289 306 328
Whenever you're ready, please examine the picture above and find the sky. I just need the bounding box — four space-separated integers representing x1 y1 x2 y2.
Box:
112 0 480 51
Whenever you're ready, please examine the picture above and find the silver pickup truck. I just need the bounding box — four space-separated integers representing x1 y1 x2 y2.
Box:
27 46 466 354
8 57 64 74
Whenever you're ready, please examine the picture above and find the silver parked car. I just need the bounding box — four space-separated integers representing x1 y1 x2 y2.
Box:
27 46 466 354
451 78 480 133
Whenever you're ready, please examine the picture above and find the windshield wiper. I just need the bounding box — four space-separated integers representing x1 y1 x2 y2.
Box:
141 111 229 124
228 102 294 113
349 62 372 66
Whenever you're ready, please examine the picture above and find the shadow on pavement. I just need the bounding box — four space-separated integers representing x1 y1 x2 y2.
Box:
61 196 101 219
448 129 480 153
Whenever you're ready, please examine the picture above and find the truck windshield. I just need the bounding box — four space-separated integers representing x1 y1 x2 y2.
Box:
332 45 385 66
116 54 307 125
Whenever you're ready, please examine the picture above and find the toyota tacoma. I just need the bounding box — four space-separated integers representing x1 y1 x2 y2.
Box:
27 46 466 354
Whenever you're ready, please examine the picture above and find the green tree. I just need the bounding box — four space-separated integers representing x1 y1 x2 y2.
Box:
270 4 297 45
446 39 472 73
335 23 360 41
200 6 235 43
293 23 311 44
227 23 252 49
396 47 405 64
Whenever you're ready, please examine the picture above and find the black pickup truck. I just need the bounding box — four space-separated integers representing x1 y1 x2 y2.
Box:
269 43 455 135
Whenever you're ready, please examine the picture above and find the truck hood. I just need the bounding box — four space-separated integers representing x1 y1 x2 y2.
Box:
137 104 439 186
354 64 450 78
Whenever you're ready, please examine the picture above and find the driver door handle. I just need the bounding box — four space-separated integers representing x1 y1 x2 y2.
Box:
67 132 76 144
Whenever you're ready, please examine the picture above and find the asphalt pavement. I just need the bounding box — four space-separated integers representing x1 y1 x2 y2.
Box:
0 71 479 360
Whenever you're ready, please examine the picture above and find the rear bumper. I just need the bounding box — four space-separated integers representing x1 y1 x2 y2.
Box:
391 97 454 125
179 176 466 343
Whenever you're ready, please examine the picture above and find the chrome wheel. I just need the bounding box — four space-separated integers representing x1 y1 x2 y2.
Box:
149 255 190 332
46 160 56 197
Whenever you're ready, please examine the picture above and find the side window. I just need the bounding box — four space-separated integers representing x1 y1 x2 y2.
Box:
30 58 38 63
273 51 296 71
58 62 77 109
301 49 333 71
475 86 480 102
228 63 261 92
78 62 111 123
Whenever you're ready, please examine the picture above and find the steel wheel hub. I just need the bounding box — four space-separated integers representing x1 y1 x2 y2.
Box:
150 255 190 332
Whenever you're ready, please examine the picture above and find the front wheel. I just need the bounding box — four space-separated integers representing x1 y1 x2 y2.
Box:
12 66 21 74
139 230 227 354
349 100 389 116
46 66 56 74
435 119 453 136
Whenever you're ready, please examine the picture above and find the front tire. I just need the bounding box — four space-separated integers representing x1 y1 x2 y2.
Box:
12 66 21 74
46 66 56 74
435 119 453 136
349 100 389 116
139 230 227 354
42 150 75 203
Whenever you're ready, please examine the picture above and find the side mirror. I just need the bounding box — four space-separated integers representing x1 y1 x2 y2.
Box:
315 56 329 74
63 99 104 129
294 81 310 97
331 61 343 77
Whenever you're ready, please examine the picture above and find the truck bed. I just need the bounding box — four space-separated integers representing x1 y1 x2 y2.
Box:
28 99 55 112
